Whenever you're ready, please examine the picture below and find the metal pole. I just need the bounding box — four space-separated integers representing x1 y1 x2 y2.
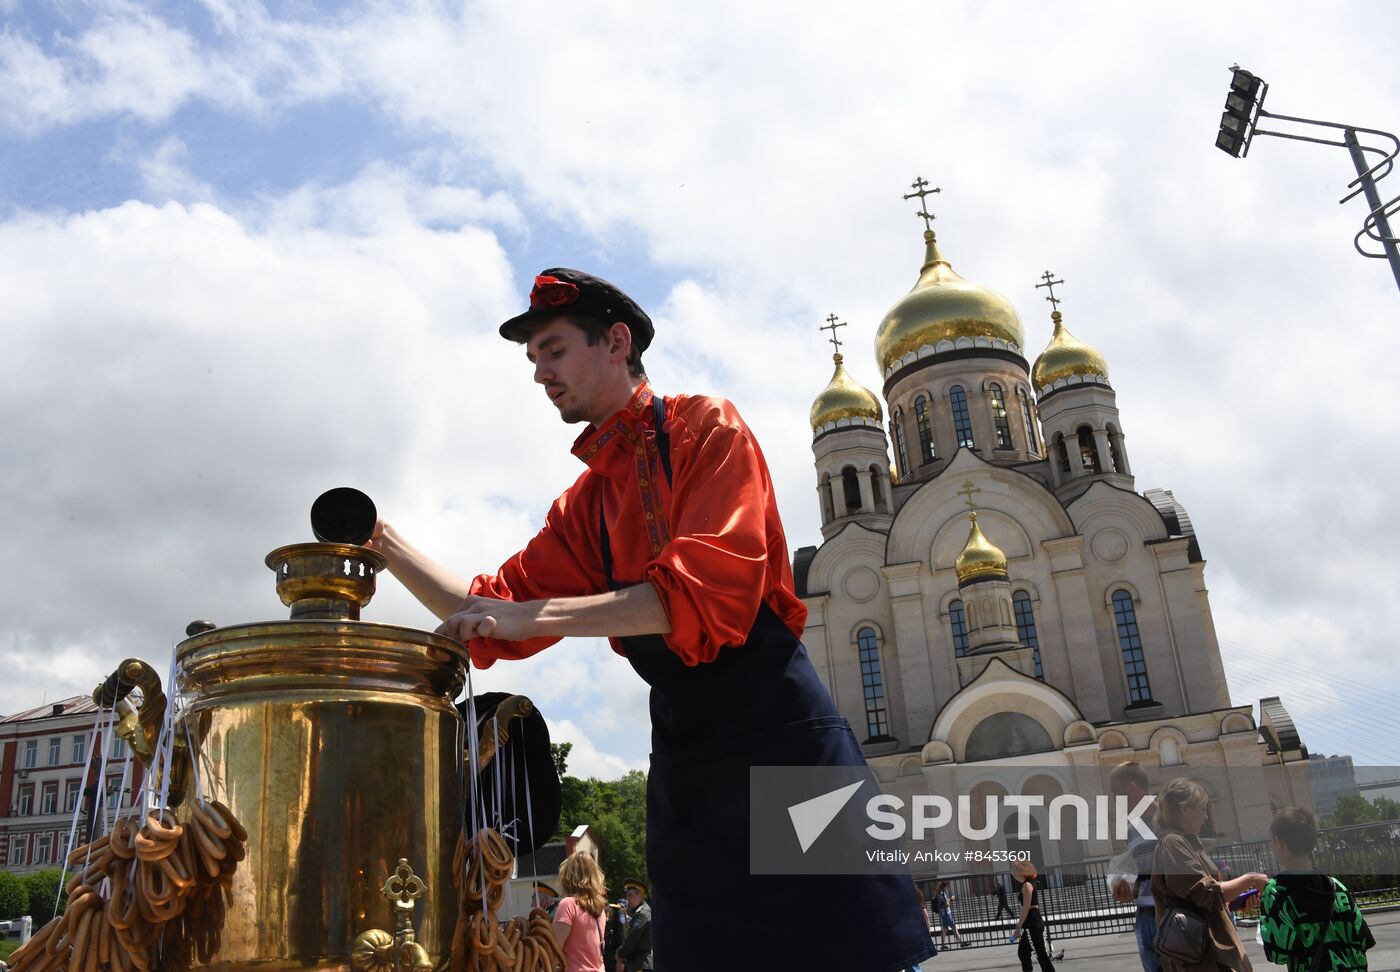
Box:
1343 127 1400 294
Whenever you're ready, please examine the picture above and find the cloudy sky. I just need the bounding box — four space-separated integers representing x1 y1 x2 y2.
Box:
2 1 1398 777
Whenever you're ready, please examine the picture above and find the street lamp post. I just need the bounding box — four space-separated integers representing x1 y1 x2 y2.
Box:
1215 65 1400 295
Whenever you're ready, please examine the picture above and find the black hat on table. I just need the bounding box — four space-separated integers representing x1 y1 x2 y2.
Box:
499 268 654 352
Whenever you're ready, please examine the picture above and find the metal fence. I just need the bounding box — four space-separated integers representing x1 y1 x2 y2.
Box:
913 819 1400 949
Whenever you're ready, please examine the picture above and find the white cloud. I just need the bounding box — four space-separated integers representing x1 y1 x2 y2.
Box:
2 0 1398 772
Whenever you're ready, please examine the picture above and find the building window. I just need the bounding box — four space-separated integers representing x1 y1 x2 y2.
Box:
1078 425 1101 474
869 465 886 513
17 785 33 816
1055 434 1071 476
1012 591 1043 680
65 780 80 813
9 835 28 867
41 782 58 815
989 384 1013 449
112 737 129 760
1113 590 1153 703
35 832 52 865
48 737 61 766
892 408 909 477
950 386 975 449
73 734 86 766
1019 390 1040 456
949 600 970 657
105 776 123 809
819 473 835 523
857 627 889 739
914 395 936 463
23 740 37 768
841 465 861 512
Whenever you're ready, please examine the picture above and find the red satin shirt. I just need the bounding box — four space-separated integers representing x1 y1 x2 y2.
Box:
467 382 807 668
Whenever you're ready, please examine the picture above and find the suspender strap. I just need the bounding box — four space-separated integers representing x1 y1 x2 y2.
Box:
600 395 671 590
653 394 672 486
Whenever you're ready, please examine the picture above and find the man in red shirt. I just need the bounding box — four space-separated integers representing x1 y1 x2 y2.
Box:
373 268 933 971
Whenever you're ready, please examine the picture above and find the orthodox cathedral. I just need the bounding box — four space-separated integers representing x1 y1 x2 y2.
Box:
794 190 1310 871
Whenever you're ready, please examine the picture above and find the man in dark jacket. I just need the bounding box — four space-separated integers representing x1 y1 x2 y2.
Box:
1260 808 1374 971
616 879 653 972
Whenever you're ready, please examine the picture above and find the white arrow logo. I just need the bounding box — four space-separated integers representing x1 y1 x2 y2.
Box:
787 780 864 853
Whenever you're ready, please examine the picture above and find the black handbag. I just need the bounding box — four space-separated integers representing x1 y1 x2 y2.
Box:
1155 904 1209 964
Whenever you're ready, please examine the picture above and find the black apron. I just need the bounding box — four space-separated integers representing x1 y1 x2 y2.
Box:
599 397 934 971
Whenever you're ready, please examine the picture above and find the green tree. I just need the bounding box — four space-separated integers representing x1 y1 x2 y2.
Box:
0 870 28 920
1327 794 1380 827
550 742 573 778
23 869 67 921
1370 795 1400 821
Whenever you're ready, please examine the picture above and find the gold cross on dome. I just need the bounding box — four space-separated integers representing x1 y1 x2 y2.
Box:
902 176 941 234
1036 270 1065 310
957 480 981 511
820 313 846 355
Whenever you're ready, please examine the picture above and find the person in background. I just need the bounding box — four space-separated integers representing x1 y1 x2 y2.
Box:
995 875 1016 921
1150 779 1266 972
552 853 608 972
615 879 653 972
1009 859 1056 972
603 899 626 971
1260 807 1374 972
534 880 561 919
1110 760 1162 972
932 881 967 949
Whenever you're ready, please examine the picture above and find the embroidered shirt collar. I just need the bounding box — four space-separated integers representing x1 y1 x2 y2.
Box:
572 382 655 476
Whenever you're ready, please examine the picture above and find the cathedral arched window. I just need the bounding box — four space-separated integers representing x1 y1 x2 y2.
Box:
988 383 1013 449
819 473 835 523
1012 591 1043 680
841 465 861 512
869 465 886 513
950 386 975 449
1019 389 1040 456
1077 425 1101 474
1054 433 1071 476
1112 590 1153 704
857 627 889 739
914 395 936 463
949 600 970 657
891 408 909 477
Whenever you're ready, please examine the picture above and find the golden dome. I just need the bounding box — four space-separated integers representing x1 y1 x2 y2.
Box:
1031 311 1110 392
874 232 1025 376
810 353 883 431
955 511 1008 586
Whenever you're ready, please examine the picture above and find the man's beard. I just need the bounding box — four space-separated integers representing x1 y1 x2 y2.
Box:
558 401 587 423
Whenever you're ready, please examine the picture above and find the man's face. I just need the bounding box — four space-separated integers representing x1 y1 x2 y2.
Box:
525 316 615 424
625 887 642 910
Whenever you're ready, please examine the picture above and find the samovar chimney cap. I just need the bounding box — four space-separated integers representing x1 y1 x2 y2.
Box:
311 487 377 545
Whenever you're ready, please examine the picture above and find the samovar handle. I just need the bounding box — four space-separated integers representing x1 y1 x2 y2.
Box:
92 654 190 806
476 694 535 772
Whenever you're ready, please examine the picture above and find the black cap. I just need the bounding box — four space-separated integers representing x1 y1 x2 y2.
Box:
498 268 654 352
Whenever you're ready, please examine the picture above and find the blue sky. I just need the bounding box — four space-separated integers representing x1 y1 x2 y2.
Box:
2 0 1399 776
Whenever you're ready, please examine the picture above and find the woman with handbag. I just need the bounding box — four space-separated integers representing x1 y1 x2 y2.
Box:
1150 779 1268 972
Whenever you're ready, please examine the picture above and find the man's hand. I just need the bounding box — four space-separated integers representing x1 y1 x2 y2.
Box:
1111 878 1135 903
437 595 543 643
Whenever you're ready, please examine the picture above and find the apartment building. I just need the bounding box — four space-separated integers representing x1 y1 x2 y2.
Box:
0 695 145 875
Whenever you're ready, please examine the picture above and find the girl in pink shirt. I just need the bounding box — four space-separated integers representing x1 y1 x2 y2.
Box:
552 851 608 972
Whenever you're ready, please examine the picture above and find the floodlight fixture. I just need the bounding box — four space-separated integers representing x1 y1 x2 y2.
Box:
1213 64 1400 295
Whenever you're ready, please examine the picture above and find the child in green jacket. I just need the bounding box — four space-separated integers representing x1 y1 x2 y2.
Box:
1260 807 1374 971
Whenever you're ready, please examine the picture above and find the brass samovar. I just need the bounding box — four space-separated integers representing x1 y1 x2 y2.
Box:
98 495 476 972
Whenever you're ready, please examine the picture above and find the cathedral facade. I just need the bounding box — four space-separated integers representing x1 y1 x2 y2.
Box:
794 222 1310 872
